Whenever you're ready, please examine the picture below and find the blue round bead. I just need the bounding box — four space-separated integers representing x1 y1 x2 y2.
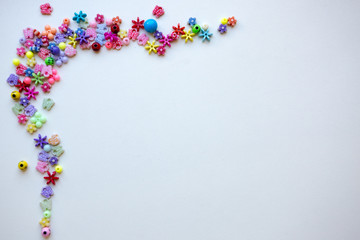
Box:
43 144 52 152
144 19 158 33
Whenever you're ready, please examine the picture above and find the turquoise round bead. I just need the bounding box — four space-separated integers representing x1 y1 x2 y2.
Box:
144 19 158 33
43 144 52 152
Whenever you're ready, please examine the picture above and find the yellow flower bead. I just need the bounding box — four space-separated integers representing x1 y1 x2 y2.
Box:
118 29 127 39
39 218 50 227
27 57 36 68
27 124 37 134
221 18 228 25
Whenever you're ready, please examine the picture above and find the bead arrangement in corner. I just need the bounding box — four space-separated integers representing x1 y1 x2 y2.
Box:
8 3 236 238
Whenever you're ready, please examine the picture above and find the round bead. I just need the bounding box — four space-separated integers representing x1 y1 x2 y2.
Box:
221 18 228 25
51 46 60 55
48 78 55 85
43 144 52 152
24 77 31 85
92 42 101 51
105 42 112 49
63 18 70 25
58 42 66 50
11 91 20 100
54 75 60 81
35 122 43 128
43 210 51 218
41 227 51 238
26 51 34 59
19 38 26 44
55 165 63 173
192 24 201 34
111 24 120 34
45 57 54 66
13 58 20 66
144 19 158 33
18 161 28 170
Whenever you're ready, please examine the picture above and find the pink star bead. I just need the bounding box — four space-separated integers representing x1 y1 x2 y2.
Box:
24 86 39 100
159 34 173 48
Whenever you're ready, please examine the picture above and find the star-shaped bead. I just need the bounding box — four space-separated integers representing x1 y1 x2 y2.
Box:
34 134 48 148
31 72 45 85
199 29 213 42
144 41 159 54
15 80 30 92
159 34 173 47
44 171 59 185
172 23 185 36
181 30 195 43
24 86 39 100
132 17 144 31
75 32 90 45
73 10 87 23
68 33 78 48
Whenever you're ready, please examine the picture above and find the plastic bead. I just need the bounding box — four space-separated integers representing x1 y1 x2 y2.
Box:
43 98 55 111
45 57 54 66
73 11 87 23
59 42 66 50
144 19 158 33
30 112 47 128
40 199 52 211
192 24 201 34
24 77 31 85
181 30 195 43
111 24 120 34
43 144 52 152
144 40 159 54
43 210 51 218
202 24 209 31
42 25 57 40
55 165 63 173
18 161 28 170
227 16 237 27
105 42 112 49
188 17 196 26
44 171 59 185
39 218 50 227
26 51 34 59
132 17 145 31
13 58 20 66
41 227 51 238
153 5 165 18
40 3 53 15
221 18 228 25
11 91 20 100
92 42 101 51
63 18 70 25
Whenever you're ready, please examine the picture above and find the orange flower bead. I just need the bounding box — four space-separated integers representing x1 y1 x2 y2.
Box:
112 16 122 25
227 16 237 27
42 25 57 40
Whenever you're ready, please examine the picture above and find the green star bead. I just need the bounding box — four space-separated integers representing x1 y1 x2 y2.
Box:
31 72 45 85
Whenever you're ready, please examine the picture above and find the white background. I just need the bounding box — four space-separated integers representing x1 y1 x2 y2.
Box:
0 0 360 239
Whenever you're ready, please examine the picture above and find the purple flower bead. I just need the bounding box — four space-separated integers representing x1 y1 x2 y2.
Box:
218 24 227 34
38 151 51 162
24 105 37 116
19 97 29 106
64 28 74 38
34 38 42 47
7 74 19 86
49 156 58 165
41 186 53 198
154 30 163 40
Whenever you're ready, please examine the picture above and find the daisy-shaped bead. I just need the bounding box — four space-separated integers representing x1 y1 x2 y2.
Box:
199 29 213 42
227 16 237 27
73 11 87 23
181 30 195 43
145 41 159 54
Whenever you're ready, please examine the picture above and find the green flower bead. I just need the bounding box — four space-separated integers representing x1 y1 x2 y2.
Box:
30 112 46 128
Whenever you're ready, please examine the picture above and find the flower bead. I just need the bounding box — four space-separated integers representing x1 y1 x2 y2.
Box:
27 123 37 134
24 39 34 48
137 33 149 46
30 112 47 128
41 82 51 93
24 105 37 116
75 31 90 45
58 24 68 34
49 156 58 165
112 39 123 50
41 65 52 77
27 57 36 68
17 47 26 57
112 16 122 25
42 25 57 40
118 29 127 39
19 97 29 106
227 16 237 27
128 28 139 40
132 17 144 31
144 40 159 54
39 218 50 228
54 51 69 67
154 30 163 40
41 35 49 47
218 24 227 34
73 10 87 23
181 30 195 43
188 17 196 26
40 3 53 15
24 87 39 100
157 45 166 56
95 14 104 24
104 32 118 42
24 68 34 77
36 161 49 173
18 114 28 124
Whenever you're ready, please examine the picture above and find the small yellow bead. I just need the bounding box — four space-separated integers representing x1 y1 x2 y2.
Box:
11 91 20 100
13 58 20 66
26 51 34 59
59 42 66 50
55 165 63 173
18 161 28 170
221 18 228 25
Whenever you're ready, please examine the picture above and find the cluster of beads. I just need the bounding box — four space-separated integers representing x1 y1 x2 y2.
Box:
35 133 64 238
7 5 236 238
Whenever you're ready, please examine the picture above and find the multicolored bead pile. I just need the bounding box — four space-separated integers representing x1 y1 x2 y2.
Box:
7 5 236 238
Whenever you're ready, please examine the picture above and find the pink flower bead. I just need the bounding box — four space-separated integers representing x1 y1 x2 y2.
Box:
41 65 52 77
95 14 104 24
16 47 26 57
17 114 28 124
41 82 51 93
36 161 49 173
24 40 34 49
157 45 166 56
58 24 68 33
